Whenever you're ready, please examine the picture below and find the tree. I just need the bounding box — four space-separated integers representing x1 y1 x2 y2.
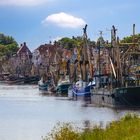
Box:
121 34 140 43
0 33 19 57
57 37 76 50
56 36 84 50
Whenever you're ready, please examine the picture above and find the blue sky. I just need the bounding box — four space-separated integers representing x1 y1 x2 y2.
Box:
0 0 140 51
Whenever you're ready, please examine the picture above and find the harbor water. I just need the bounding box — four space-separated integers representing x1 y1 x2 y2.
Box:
0 84 140 140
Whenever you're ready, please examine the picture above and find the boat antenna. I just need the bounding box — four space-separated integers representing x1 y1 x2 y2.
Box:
99 30 103 37
111 25 117 46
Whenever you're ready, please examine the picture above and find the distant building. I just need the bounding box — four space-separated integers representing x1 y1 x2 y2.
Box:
32 44 60 76
17 42 32 64
16 42 32 76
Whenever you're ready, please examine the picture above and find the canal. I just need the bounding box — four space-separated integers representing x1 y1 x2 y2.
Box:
0 84 140 140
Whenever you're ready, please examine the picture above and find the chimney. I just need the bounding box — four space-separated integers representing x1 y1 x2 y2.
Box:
23 42 26 46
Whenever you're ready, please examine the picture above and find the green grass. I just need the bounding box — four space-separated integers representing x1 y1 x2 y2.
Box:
43 114 140 140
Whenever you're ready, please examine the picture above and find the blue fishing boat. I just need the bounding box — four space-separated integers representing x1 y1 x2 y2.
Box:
68 24 94 102
70 80 95 102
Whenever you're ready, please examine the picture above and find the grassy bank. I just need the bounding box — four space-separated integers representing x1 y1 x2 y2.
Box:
43 114 140 140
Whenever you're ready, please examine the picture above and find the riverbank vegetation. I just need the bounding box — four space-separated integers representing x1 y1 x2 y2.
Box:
43 114 140 140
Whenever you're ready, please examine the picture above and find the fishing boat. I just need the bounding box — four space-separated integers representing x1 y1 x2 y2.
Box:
71 79 95 102
38 78 55 92
56 75 72 95
68 24 94 102
38 77 50 90
5 75 40 85
24 75 40 84
38 71 56 94
91 24 140 108
91 83 140 108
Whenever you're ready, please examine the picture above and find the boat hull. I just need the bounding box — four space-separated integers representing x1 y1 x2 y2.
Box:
71 85 92 103
24 76 40 84
56 83 72 95
39 83 48 91
91 86 140 108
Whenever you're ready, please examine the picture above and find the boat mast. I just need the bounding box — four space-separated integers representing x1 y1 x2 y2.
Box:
97 31 103 87
110 25 123 87
120 24 140 86
81 24 89 83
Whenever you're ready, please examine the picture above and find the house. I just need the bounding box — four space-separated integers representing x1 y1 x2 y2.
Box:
16 42 32 76
32 43 61 77
17 42 32 64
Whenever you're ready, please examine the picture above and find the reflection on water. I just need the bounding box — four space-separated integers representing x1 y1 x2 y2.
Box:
0 84 140 140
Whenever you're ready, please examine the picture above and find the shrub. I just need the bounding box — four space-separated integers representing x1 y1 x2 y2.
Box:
43 114 140 140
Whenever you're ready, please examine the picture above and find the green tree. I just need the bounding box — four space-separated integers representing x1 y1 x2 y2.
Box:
121 34 140 43
58 37 76 50
55 36 95 50
56 36 85 50
0 33 19 57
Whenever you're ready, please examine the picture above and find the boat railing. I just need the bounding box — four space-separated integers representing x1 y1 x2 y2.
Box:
91 87 111 95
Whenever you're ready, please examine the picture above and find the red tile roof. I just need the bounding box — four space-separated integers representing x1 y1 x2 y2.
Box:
36 44 58 55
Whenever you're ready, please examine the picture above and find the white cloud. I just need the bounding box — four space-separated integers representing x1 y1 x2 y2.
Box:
42 12 86 28
0 0 52 6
